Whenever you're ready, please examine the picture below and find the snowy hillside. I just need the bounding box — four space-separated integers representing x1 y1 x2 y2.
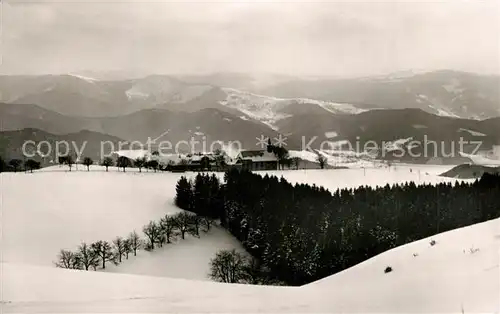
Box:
259 70 500 120
2 164 497 313
459 151 500 166
67 73 99 83
3 217 498 313
305 218 500 313
1 166 243 280
219 87 365 129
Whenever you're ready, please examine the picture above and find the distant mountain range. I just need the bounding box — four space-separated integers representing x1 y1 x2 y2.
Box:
1 70 499 164
1 70 498 121
0 103 277 156
2 102 499 164
259 70 500 120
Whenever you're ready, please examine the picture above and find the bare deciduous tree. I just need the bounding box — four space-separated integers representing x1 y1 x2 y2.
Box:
134 157 146 173
173 212 192 239
202 216 214 232
112 236 127 263
148 160 159 172
24 159 41 173
190 215 202 238
143 221 160 250
54 249 81 269
117 156 131 172
66 155 74 171
123 238 132 260
316 155 327 169
209 249 247 283
9 159 22 172
101 157 114 172
77 242 99 271
159 216 177 244
91 240 115 269
83 157 93 171
128 231 142 256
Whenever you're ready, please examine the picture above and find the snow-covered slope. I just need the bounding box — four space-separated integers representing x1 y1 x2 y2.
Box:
1 166 243 279
259 70 500 120
3 217 498 313
305 218 500 313
219 88 365 130
2 164 497 313
67 73 98 83
288 150 321 163
459 151 500 166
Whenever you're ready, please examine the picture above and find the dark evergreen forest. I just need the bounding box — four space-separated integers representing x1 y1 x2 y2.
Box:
176 170 500 285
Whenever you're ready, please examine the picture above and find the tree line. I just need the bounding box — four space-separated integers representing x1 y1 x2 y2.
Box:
1 144 328 174
0 156 41 173
176 170 500 285
176 173 284 285
57 155 168 172
54 211 214 271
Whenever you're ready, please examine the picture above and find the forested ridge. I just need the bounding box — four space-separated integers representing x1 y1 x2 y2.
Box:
176 170 500 285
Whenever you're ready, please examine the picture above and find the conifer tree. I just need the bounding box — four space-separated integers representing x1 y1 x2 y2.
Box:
175 176 192 210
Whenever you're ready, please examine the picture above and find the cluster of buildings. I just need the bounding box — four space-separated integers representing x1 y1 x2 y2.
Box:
112 149 281 172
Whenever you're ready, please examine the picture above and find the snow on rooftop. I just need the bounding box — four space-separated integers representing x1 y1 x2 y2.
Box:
324 131 338 138
114 149 150 160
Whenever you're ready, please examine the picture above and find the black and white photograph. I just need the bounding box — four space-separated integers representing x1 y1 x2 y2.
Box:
1 0 499 313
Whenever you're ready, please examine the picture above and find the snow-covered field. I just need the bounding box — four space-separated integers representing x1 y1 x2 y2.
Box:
3 218 498 313
104 227 242 280
1 165 243 280
305 218 500 313
258 163 468 192
2 163 497 313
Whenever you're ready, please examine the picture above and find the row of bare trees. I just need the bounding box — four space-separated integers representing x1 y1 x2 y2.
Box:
54 231 142 270
141 212 214 250
55 211 214 270
57 155 177 173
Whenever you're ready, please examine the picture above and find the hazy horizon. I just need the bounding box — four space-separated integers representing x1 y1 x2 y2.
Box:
1 0 499 77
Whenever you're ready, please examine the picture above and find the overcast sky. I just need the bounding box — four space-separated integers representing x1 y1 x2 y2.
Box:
1 0 499 77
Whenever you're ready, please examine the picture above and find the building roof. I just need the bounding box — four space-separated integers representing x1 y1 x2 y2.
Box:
237 150 277 162
239 150 266 158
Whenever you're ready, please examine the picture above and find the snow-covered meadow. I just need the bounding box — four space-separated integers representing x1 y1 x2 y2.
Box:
1 165 243 279
2 163 497 313
258 163 466 192
1 163 465 268
3 218 498 313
